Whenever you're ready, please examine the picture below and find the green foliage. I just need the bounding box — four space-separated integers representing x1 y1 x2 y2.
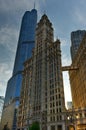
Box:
28 122 40 130
3 123 10 130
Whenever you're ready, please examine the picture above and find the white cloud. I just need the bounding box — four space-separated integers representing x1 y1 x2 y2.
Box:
0 26 18 96
74 9 86 25
0 0 35 11
0 63 12 96
0 82 7 96
72 1 86 27
0 63 12 76
61 38 68 47
0 26 18 53
0 0 44 13
0 26 17 96
60 38 71 66
62 54 71 66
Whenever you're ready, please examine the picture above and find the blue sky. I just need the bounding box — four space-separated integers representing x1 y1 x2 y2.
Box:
0 0 86 104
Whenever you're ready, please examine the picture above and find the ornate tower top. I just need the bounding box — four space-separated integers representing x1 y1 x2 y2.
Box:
36 14 54 44
37 14 52 29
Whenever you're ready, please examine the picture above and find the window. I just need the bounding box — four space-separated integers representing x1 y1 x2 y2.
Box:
53 109 55 113
57 125 62 130
51 125 55 130
84 113 86 117
59 94 61 98
59 115 62 120
50 110 52 113
50 103 52 107
57 108 58 113
59 101 61 105
53 102 55 107
56 101 58 106
45 104 47 109
79 113 82 118
53 116 55 121
57 115 58 120
59 108 61 112
50 116 52 121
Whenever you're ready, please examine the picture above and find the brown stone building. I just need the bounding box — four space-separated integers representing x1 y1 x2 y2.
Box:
69 33 86 108
69 33 86 130
17 14 66 130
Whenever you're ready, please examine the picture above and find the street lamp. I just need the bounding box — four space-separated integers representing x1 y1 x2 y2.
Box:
67 115 75 130
66 109 80 130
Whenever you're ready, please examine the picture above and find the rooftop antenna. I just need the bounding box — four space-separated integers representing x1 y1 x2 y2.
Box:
34 2 35 9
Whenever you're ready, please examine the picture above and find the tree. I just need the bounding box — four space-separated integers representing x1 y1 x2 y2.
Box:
28 121 40 130
3 122 10 130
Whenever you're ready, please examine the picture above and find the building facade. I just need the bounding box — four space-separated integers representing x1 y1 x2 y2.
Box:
65 107 86 130
17 14 66 130
0 96 4 122
69 33 86 108
1 9 37 130
69 33 86 130
70 30 86 61
0 96 4 129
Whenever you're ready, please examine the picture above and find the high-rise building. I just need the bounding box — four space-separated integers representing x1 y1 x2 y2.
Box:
69 33 86 108
70 30 86 61
1 9 37 130
69 33 86 130
17 14 66 130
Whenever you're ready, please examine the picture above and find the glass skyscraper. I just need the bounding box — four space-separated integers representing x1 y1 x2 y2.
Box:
70 30 86 61
1 9 37 130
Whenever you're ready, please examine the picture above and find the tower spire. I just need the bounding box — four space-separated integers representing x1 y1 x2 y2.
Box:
34 2 35 9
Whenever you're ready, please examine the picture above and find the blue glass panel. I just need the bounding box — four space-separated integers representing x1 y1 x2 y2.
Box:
4 9 37 105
